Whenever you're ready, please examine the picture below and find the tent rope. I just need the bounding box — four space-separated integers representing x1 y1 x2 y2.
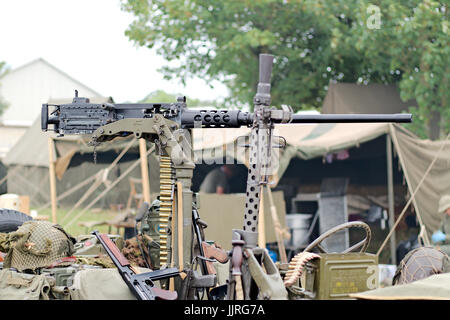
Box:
60 138 136 225
36 175 97 211
63 146 155 229
377 130 450 257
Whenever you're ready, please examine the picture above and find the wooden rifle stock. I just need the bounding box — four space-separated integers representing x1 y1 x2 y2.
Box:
201 242 229 275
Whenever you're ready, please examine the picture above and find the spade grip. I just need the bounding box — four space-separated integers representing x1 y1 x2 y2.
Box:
258 54 274 85
231 239 245 276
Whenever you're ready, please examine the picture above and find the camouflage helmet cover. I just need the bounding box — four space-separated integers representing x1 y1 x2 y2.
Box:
3 220 76 271
438 195 450 214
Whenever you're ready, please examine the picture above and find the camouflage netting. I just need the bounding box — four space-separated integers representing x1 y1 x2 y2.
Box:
392 246 450 285
74 256 115 269
1 220 76 272
0 232 7 252
121 237 149 268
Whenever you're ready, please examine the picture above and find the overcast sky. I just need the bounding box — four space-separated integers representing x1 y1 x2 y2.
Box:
0 0 229 103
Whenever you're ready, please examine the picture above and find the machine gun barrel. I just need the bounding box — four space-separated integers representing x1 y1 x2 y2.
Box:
287 113 412 124
180 110 412 128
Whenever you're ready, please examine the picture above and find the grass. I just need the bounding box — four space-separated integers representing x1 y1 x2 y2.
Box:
32 206 126 237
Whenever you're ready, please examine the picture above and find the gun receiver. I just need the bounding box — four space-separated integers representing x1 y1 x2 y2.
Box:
92 230 179 300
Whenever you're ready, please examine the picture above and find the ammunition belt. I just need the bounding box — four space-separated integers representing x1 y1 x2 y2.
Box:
284 252 320 287
159 155 174 266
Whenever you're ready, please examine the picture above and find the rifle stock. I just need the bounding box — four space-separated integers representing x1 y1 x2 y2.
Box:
93 230 179 300
201 242 229 275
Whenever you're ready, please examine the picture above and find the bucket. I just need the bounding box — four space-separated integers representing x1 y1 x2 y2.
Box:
285 213 312 248
0 193 20 211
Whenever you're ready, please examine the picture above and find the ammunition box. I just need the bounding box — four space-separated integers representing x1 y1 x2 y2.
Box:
302 252 379 300
42 266 78 287
41 265 102 300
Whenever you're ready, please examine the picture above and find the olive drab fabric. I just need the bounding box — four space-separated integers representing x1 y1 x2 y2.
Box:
435 209 450 256
2 220 76 271
69 268 136 300
437 196 450 254
0 269 54 300
350 273 450 300
194 124 450 237
69 267 157 300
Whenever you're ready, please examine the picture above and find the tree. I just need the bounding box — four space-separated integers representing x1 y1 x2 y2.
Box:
120 0 369 109
350 0 449 139
121 0 448 138
0 61 9 116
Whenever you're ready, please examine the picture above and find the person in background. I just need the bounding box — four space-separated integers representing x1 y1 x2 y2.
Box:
431 195 450 255
199 165 234 194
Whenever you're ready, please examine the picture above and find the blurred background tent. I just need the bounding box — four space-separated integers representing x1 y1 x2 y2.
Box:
0 160 6 194
0 58 106 159
322 83 417 115
191 122 450 261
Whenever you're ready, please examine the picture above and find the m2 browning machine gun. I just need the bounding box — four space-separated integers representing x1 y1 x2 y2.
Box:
42 54 412 300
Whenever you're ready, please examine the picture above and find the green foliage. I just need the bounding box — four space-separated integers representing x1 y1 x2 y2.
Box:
350 0 449 139
121 0 449 138
36 207 119 236
120 0 363 109
0 61 9 116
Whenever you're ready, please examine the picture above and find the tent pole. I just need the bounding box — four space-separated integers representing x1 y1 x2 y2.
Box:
48 137 58 223
386 134 397 265
64 146 155 229
139 139 151 203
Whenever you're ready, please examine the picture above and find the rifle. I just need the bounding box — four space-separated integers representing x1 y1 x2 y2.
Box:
193 207 229 276
92 230 179 300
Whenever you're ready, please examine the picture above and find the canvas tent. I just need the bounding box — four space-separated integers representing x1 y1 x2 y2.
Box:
320 82 448 237
191 123 450 241
3 119 160 207
322 83 417 114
